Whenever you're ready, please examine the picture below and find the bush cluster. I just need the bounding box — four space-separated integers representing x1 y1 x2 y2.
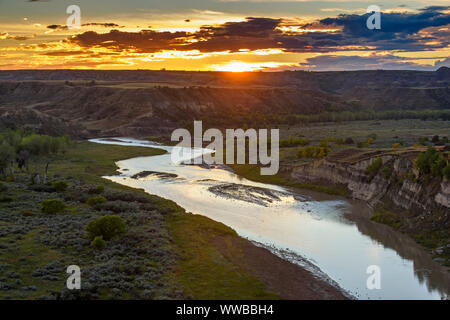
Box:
91 236 107 249
297 140 330 159
86 215 127 240
41 199 66 214
366 157 383 178
52 181 68 192
416 147 449 179
87 195 107 206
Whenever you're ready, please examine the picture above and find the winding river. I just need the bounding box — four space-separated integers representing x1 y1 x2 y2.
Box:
91 137 449 300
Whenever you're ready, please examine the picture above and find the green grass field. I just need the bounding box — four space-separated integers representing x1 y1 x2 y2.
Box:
280 119 449 148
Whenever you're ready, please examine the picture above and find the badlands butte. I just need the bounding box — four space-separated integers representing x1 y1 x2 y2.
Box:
0 68 449 267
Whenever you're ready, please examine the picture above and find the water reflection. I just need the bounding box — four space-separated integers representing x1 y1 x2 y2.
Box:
347 203 450 297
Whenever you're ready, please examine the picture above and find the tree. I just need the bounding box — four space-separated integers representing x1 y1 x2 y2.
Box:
0 140 15 177
366 157 383 178
317 147 327 158
443 164 450 180
18 134 69 184
416 146 447 178
431 135 440 143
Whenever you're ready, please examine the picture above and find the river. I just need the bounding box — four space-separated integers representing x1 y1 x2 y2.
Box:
91 137 449 300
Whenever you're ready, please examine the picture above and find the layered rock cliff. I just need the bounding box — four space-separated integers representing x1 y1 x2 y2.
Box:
290 148 450 214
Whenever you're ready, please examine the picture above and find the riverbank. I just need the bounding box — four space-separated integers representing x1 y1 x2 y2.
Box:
227 151 449 269
0 141 347 299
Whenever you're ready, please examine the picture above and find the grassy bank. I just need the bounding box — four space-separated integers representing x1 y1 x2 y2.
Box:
49 141 166 185
0 141 277 299
167 213 277 299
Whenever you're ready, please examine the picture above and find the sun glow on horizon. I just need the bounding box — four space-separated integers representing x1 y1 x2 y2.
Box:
211 61 293 72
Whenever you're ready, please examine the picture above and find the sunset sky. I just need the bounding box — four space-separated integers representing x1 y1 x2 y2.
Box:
0 0 449 71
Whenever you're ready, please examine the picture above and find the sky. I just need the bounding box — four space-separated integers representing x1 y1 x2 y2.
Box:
0 0 449 71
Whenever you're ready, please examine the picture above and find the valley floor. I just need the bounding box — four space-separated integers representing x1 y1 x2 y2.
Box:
0 141 346 300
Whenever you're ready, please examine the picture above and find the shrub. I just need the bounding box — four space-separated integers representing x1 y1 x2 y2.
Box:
0 182 7 193
357 141 366 148
416 146 447 178
22 210 33 217
366 157 383 177
319 139 329 149
418 137 428 145
431 135 439 143
86 195 107 206
28 184 55 193
297 144 329 159
371 208 401 229
279 137 309 148
442 164 450 180
86 215 126 240
0 196 12 203
88 185 104 194
381 166 392 180
94 200 140 213
103 190 152 203
41 199 66 214
344 137 354 145
91 236 107 249
430 155 446 178
52 181 68 192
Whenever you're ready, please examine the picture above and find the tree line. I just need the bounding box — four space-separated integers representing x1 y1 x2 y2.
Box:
0 130 71 184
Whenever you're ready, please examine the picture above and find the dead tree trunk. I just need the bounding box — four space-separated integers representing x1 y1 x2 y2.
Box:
43 162 49 184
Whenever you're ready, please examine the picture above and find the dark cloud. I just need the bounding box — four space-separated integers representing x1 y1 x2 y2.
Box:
47 24 68 30
184 17 282 52
69 29 190 53
313 6 450 51
434 56 450 69
68 17 283 53
320 6 449 36
47 23 124 30
40 50 88 56
297 54 435 71
9 36 32 40
0 32 33 41
64 8 449 54
196 17 281 38
81 23 125 28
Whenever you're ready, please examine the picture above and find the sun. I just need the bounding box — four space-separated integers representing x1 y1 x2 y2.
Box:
213 61 260 72
212 61 290 72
